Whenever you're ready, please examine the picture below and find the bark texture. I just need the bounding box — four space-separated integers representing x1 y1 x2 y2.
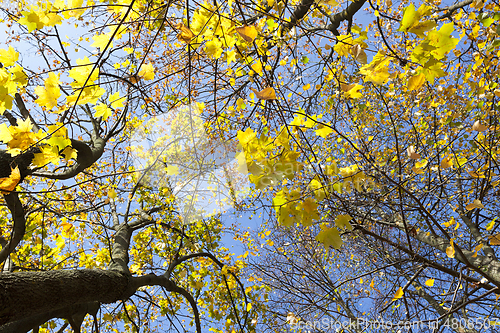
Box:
0 269 130 326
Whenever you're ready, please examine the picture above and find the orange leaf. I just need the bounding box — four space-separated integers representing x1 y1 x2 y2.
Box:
465 199 484 211
472 120 488 132
0 167 21 194
251 87 276 100
175 23 195 43
490 234 500 246
235 26 258 43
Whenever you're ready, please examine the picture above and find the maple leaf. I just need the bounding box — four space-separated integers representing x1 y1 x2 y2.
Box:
0 166 21 194
17 9 45 32
94 103 112 120
91 32 113 50
425 279 435 287
340 83 363 99
0 46 19 67
138 63 155 81
62 146 78 161
109 92 125 109
0 86 14 114
335 215 353 230
33 145 61 167
359 50 391 85
316 225 342 250
34 72 61 110
407 73 426 91
315 124 333 138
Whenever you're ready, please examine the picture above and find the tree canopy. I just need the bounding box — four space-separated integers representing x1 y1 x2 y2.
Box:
1 0 500 332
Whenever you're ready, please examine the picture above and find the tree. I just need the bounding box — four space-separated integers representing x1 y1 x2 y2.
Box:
1 0 500 332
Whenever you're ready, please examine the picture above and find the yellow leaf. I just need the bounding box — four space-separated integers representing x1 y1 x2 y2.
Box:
235 26 258 43
315 124 333 138
486 218 497 231
138 63 155 81
62 146 78 161
0 46 19 67
407 73 426 91
94 103 112 120
34 72 61 110
246 303 252 312
425 278 434 287
91 32 113 50
440 155 453 169
446 239 455 258
392 287 404 301
166 165 179 175
335 214 353 230
465 199 484 211
359 50 391 85
415 159 428 169
0 167 21 194
251 87 276 100
108 188 117 199
316 225 342 250
109 91 125 109
340 83 363 99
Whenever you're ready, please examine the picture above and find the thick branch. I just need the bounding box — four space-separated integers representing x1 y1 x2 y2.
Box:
130 274 202 333
0 302 99 333
0 269 128 326
31 138 105 180
282 0 315 33
0 193 26 265
326 0 367 35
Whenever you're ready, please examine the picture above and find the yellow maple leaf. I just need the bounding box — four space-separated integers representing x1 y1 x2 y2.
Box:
94 103 112 120
392 287 404 301
359 50 391 85
0 166 21 194
0 46 19 67
235 26 258 43
407 73 426 91
34 72 61 110
251 87 276 100
17 9 45 32
425 278 435 287
138 63 155 81
340 83 363 99
33 145 61 167
62 146 78 161
109 91 125 109
91 32 113 50
316 225 343 250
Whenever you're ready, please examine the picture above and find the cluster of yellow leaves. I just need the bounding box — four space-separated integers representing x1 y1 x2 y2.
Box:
17 1 65 32
0 119 44 156
0 47 27 114
66 57 106 107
